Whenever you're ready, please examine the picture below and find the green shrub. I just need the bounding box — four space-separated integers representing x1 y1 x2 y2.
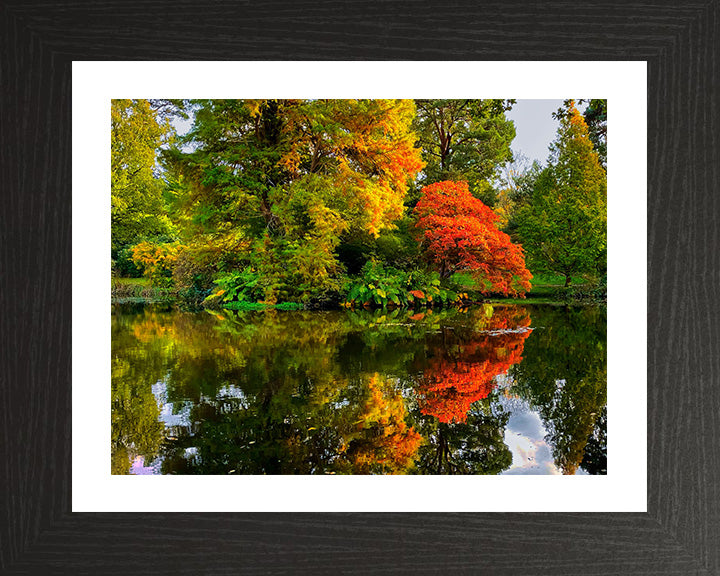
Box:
204 267 263 308
114 247 143 278
173 247 217 291
344 261 463 309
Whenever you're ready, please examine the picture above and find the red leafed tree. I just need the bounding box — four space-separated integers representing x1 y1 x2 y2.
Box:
414 180 532 296
417 308 532 423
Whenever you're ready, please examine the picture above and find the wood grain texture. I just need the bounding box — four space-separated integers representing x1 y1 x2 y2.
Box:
1 0 718 574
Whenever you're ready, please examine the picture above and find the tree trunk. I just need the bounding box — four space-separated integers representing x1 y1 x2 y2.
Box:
564 274 571 288
260 194 279 232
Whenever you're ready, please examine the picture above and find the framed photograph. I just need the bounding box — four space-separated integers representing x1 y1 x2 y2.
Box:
2 2 718 573
74 62 642 513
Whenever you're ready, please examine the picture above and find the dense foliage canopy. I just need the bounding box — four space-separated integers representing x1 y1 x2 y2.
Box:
110 98 608 478
111 98 606 306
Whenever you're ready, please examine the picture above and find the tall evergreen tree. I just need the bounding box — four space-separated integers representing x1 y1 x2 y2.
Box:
553 99 607 169
516 101 607 286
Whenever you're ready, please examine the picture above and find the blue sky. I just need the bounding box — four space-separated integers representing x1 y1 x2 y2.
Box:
506 99 565 166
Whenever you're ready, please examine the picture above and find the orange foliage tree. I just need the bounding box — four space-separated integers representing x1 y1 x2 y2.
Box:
279 99 425 237
130 241 184 287
165 99 424 301
414 180 532 296
416 308 532 423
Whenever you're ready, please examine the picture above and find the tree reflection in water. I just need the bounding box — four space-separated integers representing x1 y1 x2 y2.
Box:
509 306 607 475
409 307 531 474
414 308 532 424
110 303 606 475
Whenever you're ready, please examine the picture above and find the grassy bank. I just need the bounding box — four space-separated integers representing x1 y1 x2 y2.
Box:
521 273 605 304
112 271 605 309
112 278 304 309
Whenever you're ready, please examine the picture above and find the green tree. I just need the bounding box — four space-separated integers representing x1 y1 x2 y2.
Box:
510 306 607 475
111 99 174 262
516 101 606 286
413 99 516 206
497 157 545 239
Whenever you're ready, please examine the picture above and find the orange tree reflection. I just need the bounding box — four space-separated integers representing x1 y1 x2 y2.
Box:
414 307 531 424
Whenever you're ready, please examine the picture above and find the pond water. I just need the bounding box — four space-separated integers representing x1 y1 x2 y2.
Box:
112 303 606 475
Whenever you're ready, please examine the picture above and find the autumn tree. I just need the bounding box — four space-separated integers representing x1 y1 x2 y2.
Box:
413 99 516 206
163 99 423 301
553 99 607 168
111 99 175 263
414 180 532 295
515 101 607 286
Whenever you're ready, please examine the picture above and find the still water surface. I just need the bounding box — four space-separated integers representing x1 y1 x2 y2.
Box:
112 304 606 475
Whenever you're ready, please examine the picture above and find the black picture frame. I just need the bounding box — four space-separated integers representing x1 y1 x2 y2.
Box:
2 1 718 573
